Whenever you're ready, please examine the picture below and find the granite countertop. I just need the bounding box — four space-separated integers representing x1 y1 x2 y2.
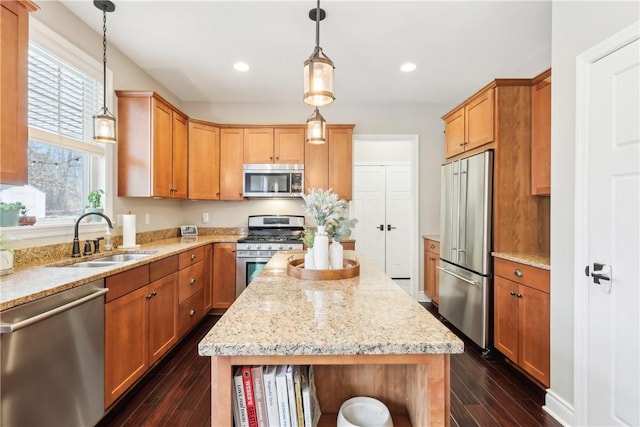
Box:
198 251 464 357
423 234 440 242
492 252 551 270
0 235 243 311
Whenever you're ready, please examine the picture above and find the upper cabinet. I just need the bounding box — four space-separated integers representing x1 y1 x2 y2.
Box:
305 125 354 200
116 91 188 199
531 69 551 196
243 127 305 164
0 0 38 185
219 128 245 201
188 119 220 200
443 87 494 159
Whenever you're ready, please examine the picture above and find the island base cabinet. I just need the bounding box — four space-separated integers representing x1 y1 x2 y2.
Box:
209 354 450 427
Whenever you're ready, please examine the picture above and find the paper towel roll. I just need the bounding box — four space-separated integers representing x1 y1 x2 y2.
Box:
122 215 137 248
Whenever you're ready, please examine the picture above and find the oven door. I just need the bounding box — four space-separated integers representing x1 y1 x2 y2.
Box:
235 256 272 297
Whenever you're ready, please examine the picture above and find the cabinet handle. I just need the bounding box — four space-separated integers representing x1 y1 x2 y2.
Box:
459 143 464 147
191 254 197 260
516 293 523 298
189 309 196 317
514 269 523 278
190 278 196 285
430 244 435 249
509 290 516 296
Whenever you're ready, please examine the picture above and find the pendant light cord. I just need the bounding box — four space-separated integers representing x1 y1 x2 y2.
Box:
102 9 107 111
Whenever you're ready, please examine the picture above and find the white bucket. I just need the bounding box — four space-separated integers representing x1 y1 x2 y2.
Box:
337 396 393 427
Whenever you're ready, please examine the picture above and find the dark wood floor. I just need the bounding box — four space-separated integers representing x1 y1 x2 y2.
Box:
98 306 561 427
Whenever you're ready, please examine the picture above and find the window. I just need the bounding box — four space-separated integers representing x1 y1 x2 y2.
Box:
0 19 113 236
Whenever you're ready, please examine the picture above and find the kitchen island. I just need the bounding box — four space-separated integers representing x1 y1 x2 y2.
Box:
198 251 463 426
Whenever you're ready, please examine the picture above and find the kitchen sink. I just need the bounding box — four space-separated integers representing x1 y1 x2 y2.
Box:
54 252 155 268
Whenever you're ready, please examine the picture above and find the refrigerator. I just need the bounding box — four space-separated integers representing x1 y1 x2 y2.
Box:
438 150 493 351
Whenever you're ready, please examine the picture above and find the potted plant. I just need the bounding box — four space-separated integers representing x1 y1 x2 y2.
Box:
0 202 24 227
325 217 359 269
18 206 36 226
0 234 14 275
85 189 105 222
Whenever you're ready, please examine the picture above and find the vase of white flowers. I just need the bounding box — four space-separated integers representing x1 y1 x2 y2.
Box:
302 188 347 270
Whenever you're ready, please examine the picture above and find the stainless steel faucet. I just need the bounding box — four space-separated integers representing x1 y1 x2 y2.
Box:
72 212 114 257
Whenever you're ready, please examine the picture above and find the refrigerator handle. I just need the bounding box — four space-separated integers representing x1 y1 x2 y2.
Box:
437 266 478 286
458 158 468 260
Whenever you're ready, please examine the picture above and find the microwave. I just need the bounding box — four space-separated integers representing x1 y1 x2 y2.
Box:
242 164 304 198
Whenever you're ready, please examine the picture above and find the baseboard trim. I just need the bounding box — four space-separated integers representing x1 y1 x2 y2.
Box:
417 291 429 302
544 389 575 426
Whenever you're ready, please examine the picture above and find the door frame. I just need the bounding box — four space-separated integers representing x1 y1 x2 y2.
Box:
573 21 640 426
352 134 419 297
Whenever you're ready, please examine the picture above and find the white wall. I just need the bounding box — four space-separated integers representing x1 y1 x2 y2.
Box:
548 2 639 423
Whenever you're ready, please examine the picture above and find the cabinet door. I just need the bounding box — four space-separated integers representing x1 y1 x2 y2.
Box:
148 272 178 365
519 284 550 386
178 261 204 303
171 111 188 199
212 242 237 309
465 88 494 150
274 128 305 164
493 276 519 362
304 132 329 192
328 127 353 200
243 128 274 163
531 75 551 195
444 107 465 158
0 1 30 185
203 244 213 312
220 128 245 200
105 285 149 408
188 121 220 200
152 98 174 198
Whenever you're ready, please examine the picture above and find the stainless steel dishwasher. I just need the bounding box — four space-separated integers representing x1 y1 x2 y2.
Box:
1 279 108 426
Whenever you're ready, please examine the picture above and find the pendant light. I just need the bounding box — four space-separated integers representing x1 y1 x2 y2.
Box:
93 0 117 144
306 107 326 144
303 0 335 107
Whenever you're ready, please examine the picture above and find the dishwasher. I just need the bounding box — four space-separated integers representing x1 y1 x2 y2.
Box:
1 279 108 426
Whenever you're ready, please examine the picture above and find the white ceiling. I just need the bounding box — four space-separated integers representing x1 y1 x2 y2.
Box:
60 1 552 108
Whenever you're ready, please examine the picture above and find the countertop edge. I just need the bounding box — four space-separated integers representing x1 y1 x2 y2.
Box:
492 252 551 270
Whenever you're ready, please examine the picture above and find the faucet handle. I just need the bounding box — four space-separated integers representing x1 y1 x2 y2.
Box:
83 241 93 256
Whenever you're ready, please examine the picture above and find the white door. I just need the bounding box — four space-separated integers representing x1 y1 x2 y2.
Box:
582 36 639 425
351 164 411 278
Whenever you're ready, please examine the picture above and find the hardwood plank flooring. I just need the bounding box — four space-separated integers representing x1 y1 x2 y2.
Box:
98 306 561 427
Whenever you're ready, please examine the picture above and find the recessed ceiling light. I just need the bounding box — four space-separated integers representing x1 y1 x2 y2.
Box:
233 62 250 72
400 62 417 72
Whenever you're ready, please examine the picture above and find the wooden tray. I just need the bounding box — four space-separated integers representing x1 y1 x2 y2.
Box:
287 256 360 280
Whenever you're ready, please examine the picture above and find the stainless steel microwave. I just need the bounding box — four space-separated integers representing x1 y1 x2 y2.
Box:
242 163 304 198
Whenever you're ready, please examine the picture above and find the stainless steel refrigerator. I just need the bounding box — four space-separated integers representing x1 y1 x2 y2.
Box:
438 150 493 351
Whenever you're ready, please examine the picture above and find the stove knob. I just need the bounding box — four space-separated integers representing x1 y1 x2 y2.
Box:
278 245 284 250
246 244 252 250
287 245 293 250
256 244 262 250
267 244 272 250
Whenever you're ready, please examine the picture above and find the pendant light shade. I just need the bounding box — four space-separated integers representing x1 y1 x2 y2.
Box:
306 107 326 144
303 1 335 107
93 0 116 144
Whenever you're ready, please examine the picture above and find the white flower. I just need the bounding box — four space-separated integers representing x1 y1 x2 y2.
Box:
302 188 347 227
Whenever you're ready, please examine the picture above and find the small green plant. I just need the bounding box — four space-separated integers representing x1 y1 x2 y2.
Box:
0 202 25 211
86 189 105 208
301 226 315 248
326 217 359 243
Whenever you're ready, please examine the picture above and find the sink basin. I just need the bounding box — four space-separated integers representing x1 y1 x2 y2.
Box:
56 252 155 268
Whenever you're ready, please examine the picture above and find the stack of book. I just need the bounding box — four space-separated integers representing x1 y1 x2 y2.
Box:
232 365 321 427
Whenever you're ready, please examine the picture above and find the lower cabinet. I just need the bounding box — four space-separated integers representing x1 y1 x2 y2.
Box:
178 247 205 336
211 242 237 310
104 259 179 408
493 258 550 387
424 239 440 305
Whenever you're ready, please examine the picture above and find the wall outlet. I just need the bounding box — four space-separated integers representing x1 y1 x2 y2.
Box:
145 213 150 224
202 212 209 223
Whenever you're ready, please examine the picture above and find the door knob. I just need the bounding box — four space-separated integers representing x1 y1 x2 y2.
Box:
376 225 384 231
387 224 397 231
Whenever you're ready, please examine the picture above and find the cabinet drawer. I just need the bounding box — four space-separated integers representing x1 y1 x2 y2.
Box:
178 246 205 269
106 265 150 302
494 258 549 293
178 261 204 303
425 239 440 255
149 255 179 282
178 290 204 336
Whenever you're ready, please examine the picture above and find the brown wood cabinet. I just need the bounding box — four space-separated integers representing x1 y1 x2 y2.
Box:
443 87 494 159
211 242 236 311
220 128 245 200
203 244 213 312
423 239 440 305
305 125 355 200
531 69 551 196
243 127 275 163
177 246 206 336
116 91 188 198
493 258 550 387
188 120 220 200
274 127 305 164
104 259 179 408
0 0 37 185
